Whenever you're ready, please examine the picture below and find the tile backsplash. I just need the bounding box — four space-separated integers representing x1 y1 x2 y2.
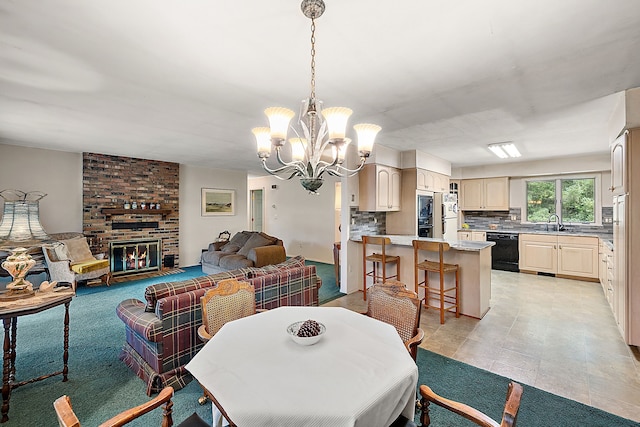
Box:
462 207 613 235
349 208 386 239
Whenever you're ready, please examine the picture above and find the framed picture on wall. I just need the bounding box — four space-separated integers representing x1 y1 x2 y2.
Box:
201 188 235 216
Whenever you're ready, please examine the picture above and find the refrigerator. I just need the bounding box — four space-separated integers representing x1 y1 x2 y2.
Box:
441 193 459 241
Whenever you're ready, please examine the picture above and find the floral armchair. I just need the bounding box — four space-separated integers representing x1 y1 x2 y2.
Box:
42 236 111 289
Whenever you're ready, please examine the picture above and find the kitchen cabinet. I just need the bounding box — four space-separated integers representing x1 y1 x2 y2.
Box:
457 231 486 241
557 235 599 279
519 234 557 274
358 164 401 212
610 131 627 195
599 242 614 309
519 234 599 279
406 168 450 193
459 177 509 211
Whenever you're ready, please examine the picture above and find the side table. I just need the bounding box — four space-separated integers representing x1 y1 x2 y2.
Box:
0 289 74 423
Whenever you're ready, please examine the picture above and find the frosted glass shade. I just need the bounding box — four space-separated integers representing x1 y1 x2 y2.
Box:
289 138 307 161
253 127 272 158
322 107 352 140
265 107 295 141
353 123 380 156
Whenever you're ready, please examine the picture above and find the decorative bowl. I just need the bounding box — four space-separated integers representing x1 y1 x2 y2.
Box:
286 320 326 346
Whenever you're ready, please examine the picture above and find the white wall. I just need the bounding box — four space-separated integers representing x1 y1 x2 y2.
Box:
248 175 337 264
0 143 251 268
179 165 248 267
0 143 82 233
451 153 610 179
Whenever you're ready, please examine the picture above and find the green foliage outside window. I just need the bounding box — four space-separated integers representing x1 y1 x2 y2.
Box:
527 180 556 222
526 178 595 223
561 179 595 222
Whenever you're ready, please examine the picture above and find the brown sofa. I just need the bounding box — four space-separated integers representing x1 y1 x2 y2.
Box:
200 231 286 275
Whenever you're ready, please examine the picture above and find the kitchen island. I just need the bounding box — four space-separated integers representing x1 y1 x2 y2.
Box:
351 235 495 319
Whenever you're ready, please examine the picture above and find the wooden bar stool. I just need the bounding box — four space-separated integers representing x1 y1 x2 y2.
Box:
412 240 459 324
362 236 400 300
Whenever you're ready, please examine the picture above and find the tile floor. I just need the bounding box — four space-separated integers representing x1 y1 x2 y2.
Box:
322 270 640 423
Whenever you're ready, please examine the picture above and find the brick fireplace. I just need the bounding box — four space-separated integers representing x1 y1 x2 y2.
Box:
82 153 180 273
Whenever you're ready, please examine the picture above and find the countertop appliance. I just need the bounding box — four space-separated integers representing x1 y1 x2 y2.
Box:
441 193 459 241
486 232 519 272
417 193 434 238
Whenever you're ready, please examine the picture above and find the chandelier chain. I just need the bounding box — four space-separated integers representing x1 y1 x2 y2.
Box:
310 17 316 101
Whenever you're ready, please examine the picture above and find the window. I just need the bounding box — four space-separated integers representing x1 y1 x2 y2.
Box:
526 177 596 223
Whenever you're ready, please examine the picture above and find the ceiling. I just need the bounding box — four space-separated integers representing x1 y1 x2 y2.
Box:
2 1 640 176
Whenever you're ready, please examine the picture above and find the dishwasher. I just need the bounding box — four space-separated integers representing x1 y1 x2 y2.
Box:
486 232 519 272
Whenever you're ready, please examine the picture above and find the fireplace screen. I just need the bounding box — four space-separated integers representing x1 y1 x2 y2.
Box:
110 239 161 276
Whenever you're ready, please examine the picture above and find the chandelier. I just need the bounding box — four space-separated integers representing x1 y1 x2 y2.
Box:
252 0 381 194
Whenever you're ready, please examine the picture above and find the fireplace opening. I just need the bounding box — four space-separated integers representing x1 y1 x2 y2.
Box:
109 239 161 276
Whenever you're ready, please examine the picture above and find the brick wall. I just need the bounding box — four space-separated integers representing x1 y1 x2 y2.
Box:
82 153 180 268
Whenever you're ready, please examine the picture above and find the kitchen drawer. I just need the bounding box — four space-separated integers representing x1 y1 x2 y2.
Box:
519 233 557 244
558 235 599 246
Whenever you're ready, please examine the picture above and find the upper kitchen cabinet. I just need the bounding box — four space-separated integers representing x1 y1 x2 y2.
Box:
414 169 450 193
610 130 627 195
358 164 401 211
459 177 509 211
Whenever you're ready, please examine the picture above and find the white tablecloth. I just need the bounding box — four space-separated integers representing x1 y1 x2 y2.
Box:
186 306 418 427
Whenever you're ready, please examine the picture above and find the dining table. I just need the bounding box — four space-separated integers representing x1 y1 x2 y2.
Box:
186 305 419 427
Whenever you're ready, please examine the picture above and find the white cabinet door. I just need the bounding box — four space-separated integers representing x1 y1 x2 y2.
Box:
557 236 599 279
483 177 509 210
519 234 557 273
460 179 483 210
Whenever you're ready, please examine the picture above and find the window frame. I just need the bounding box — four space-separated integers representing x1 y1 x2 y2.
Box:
523 173 601 225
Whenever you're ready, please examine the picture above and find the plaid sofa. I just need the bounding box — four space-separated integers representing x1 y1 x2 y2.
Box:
115 256 321 395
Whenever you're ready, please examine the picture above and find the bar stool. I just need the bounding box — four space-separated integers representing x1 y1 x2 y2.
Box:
412 240 459 324
362 236 400 300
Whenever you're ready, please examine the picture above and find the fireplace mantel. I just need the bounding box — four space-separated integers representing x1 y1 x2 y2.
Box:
102 208 172 220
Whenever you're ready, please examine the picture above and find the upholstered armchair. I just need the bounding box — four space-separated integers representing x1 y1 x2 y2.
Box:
43 236 111 289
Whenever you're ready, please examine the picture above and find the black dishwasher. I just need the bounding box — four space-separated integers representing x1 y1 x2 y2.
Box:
486 232 519 272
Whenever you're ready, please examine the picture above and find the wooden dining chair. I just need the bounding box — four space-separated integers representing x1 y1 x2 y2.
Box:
54 386 208 427
365 280 424 361
412 240 460 324
197 278 258 342
418 381 523 427
197 278 263 408
362 235 401 300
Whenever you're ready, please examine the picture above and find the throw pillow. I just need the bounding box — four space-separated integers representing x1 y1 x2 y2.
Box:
62 237 95 265
221 243 242 253
228 232 252 248
53 243 70 262
237 233 273 257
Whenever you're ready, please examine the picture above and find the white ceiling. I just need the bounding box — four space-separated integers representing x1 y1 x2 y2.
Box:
2 0 640 176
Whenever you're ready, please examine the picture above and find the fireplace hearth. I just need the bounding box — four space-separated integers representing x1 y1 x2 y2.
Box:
110 239 161 276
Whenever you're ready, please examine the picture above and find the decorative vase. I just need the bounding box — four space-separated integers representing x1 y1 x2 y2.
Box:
1 247 36 298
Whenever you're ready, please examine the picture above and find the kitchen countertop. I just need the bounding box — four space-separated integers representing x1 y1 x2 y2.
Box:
350 235 495 252
460 228 613 240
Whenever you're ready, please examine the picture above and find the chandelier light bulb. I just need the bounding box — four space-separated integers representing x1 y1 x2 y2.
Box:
321 107 353 141
289 137 307 162
265 107 295 144
252 127 272 158
354 123 381 157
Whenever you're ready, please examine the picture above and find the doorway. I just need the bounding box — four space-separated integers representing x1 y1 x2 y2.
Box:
250 189 264 232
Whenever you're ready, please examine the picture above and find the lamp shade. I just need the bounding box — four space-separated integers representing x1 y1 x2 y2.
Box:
0 190 53 250
353 123 380 156
289 137 307 162
253 127 272 158
265 107 295 142
322 107 353 140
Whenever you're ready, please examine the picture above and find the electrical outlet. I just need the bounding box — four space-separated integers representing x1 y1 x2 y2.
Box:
510 215 517 221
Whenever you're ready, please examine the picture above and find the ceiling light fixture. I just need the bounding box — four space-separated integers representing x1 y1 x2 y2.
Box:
488 143 521 159
252 0 380 194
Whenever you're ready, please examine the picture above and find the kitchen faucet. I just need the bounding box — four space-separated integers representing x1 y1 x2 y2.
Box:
547 214 564 231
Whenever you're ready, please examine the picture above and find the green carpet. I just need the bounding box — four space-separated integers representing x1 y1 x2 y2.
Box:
5 266 637 426
305 259 345 305
416 349 640 426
